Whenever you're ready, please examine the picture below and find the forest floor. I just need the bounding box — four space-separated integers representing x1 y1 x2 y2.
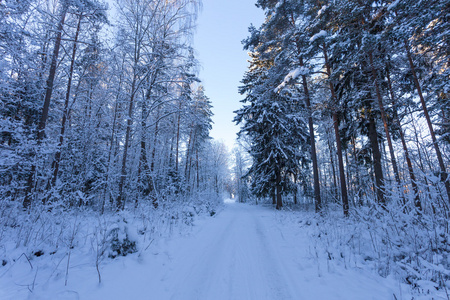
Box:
0 200 436 299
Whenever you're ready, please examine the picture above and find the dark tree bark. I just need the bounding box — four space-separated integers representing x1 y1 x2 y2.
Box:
185 127 193 187
405 41 450 203
327 129 338 202
323 43 349 216
196 150 200 190
293 173 298 205
116 65 138 210
176 102 182 173
101 54 125 213
138 100 150 199
368 52 402 190
38 4 68 141
367 111 386 205
23 4 68 209
275 166 282 210
299 56 321 212
50 12 83 188
386 66 421 210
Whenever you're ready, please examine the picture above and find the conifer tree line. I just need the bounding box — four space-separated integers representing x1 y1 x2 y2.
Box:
235 0 450 214
1 0 228 211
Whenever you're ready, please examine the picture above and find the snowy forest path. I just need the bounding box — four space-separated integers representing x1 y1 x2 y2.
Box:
17 201 403 299
155 202 302 300
135 201 398 300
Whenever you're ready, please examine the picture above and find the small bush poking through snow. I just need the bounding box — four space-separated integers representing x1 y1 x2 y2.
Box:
107 220 137 259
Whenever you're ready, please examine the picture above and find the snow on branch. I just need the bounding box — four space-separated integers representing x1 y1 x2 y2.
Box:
274 67 309 93
309 30 327 43
317 5 328 17
388 0 400 11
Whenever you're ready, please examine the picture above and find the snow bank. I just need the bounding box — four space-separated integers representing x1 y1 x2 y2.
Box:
0 196 223 299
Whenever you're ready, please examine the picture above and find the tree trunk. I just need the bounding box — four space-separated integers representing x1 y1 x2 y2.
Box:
150 107 160 174
140 70 160 203
345 147 351 202
367 111 386 205
102 54 126 213
386 66 421 210
327 130 338 202
410 108 433 199
352 136 363 206
116 66 138 210
149 112 159 208
323 43 349 216
139 100 150 198
51 13 82 188
368 52 402 190
176 102 182 173
38 5 68 141
299 56 321 212
293 173 298 205
276 166 282 210
185 127 193 187
23 4 68 209
405 40 450 203
196 150 200 190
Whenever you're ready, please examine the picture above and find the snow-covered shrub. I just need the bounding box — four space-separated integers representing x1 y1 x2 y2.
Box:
0 190 223 290
108 232 137 258
307 200 450 297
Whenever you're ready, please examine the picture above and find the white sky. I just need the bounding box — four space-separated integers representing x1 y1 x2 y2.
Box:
193 0 264 151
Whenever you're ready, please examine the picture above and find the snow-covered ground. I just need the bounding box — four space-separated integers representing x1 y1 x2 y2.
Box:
0 201 438 299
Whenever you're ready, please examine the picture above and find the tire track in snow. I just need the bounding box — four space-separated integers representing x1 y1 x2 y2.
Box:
158 203 300 300
148 203 400 300
163 208 238 299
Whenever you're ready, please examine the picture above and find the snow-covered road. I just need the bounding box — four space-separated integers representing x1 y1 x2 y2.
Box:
11 201 406 299
83 201 400 300
158 201 301 300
